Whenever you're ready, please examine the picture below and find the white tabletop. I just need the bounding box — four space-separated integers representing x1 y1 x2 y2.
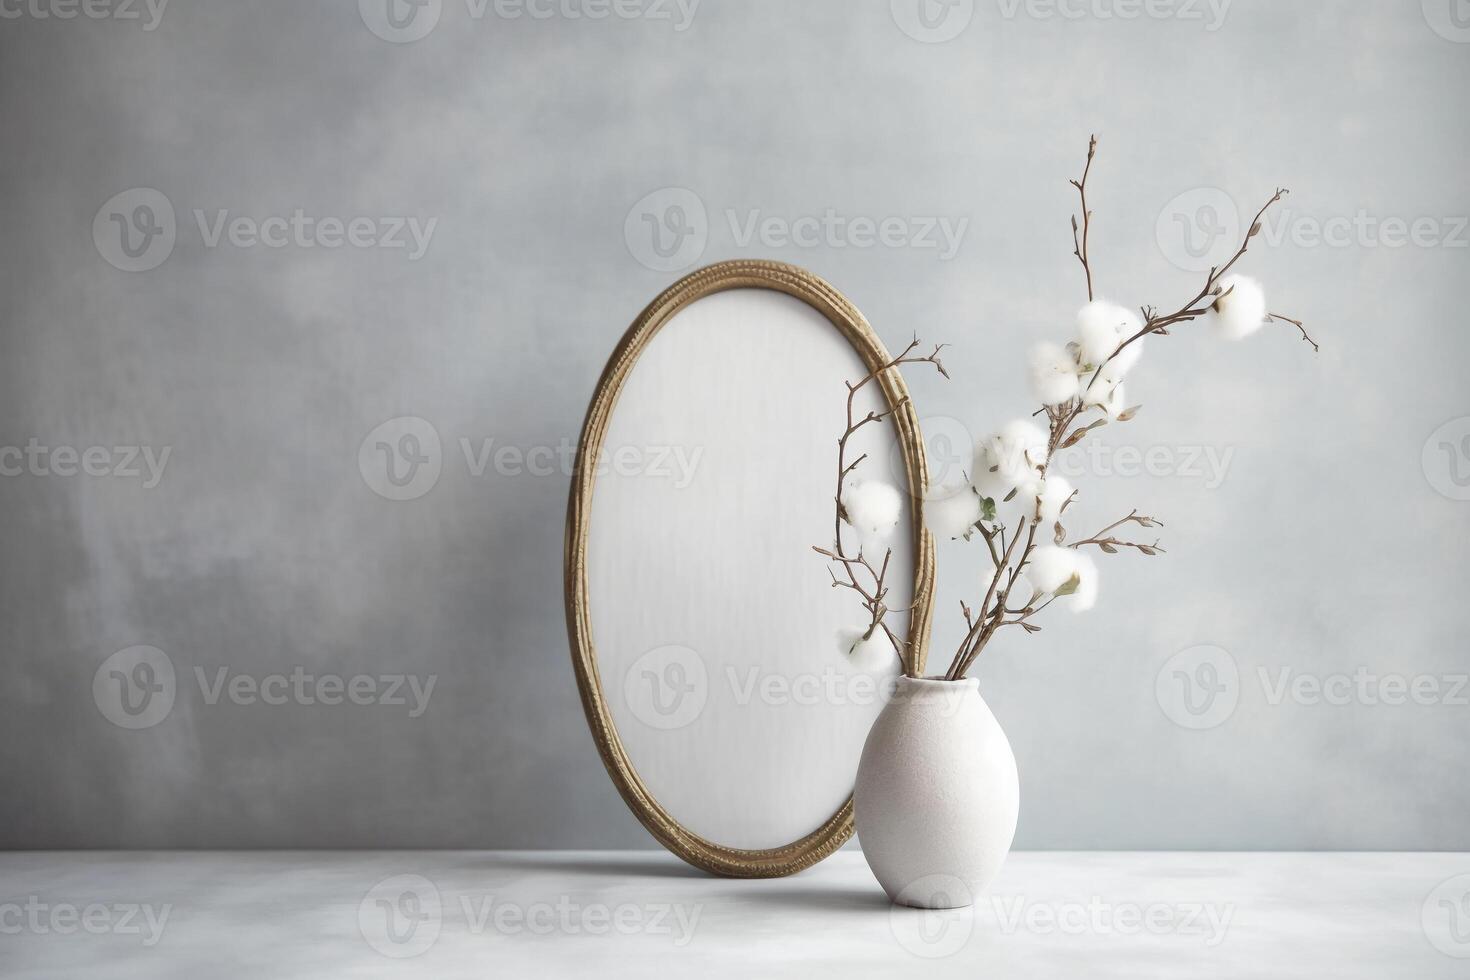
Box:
1 850 1465 977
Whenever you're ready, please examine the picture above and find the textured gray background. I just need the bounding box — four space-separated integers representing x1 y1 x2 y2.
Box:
1 0 1467 850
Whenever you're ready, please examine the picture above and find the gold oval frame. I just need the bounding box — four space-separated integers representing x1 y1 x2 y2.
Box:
564 259 935 877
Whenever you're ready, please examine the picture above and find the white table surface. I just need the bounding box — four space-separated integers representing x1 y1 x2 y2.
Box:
1 850 1466 978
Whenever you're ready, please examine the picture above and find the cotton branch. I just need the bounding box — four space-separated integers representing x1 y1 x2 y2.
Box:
820 337 948 670
941 135 1316 681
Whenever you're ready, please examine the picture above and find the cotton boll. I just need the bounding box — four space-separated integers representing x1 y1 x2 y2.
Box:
1029 341 1081 406
1083 371 1128 419
1025 545 1077 595
1108 333 1143 377
924 487 984 540
1025 547 1099 611
842 480 902 539
1212 274 1268 339
1032 475 1074 525
1070 551 1099 612
1098 382 1128 419
973 420 1049 500
1002 419 1050 469
840 628 895 672
1077 300 1143 370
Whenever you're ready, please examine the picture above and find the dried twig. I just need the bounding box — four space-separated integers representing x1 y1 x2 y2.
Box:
939 136 1314 680
822 338 948 670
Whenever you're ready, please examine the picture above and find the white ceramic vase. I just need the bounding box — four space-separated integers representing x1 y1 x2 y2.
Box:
854 675 1019 909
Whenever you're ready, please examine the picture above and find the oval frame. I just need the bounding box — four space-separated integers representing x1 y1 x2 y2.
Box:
565 259 935 877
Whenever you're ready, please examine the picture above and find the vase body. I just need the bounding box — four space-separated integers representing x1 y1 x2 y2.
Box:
854 676 1019 909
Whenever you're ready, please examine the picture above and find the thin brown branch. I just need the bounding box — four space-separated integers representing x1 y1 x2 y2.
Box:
1069 134 1098 301
1268 312 1319 352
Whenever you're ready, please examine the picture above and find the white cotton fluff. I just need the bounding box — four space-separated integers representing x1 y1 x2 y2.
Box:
1029 341 1081 406
1212 274 1268 340
1031 475 1074 525
1025 545 1099 612
924 487 985 540
839 628 895 672
1082 369 1128 418
1077 300 1144 376
842 480 902 539
973 419 1049 500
